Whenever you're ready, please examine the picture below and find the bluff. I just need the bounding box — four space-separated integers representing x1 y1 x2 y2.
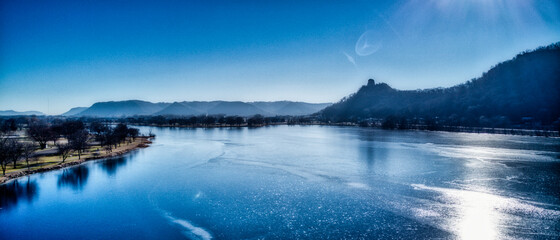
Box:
321 42 560 128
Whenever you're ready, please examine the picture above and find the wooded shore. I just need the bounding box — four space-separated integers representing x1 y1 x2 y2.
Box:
0 136 152 185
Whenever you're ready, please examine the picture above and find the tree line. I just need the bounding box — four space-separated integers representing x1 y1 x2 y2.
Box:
117 114 318 127
0 117 141 176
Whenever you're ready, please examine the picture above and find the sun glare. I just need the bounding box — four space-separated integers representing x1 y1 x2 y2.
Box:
454 189 499 240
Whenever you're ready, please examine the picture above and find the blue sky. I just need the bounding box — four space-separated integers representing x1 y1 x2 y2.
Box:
1 0 559 114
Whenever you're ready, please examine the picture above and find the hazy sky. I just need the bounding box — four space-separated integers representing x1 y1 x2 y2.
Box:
1 0 559 114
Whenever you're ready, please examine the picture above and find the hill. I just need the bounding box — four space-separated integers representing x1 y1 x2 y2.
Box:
67 100 331 117
180 101 222 113
250 101 293 113
207 101 270 116
251 101 331 116
61 107 88 116
154 102 202 116
320 42 560 128
276 102 331 116
77 100 170 117
0 110 44 116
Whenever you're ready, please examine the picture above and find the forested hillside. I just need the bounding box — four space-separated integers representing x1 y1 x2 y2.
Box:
320 43 560 129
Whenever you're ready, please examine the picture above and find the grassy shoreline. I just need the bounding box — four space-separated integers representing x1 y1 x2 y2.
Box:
0 136 152 185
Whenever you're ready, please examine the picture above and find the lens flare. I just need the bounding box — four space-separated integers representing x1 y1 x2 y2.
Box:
355 30 383 56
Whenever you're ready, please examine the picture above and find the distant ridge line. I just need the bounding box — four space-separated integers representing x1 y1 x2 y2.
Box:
63 100 332 117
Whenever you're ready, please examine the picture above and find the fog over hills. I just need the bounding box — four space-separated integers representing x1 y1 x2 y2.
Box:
251 101 332 116
0 110 44 116
180 101 221 113
206 101 268 116
320 42 560 127
66 100 332 117
276 102 329 116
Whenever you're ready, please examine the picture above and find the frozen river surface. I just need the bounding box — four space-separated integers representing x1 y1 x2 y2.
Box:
1 126 559 239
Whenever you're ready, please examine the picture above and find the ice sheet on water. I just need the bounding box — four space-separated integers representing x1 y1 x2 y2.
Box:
402 142 558 163
411 183 560 218
161 211 213 240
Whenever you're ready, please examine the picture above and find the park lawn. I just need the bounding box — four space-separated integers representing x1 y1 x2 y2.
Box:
4 151 93 174
3 138 147 175
4 155 65 174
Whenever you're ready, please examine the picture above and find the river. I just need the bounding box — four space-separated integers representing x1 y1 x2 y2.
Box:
1 126 559 239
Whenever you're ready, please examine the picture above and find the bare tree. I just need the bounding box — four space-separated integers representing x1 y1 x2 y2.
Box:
21 142 36 169
52 120 85 139
0 138 23 173
113 123 128 146
69 129 89 159
104 145 112 154
27 123 56 149
127 128 139 143
0 137 9 175
0 118 18 133
55 142 72 162
8 139 23 169
89 121 108 136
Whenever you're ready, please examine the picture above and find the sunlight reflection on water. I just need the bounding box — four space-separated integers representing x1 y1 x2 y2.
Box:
455 190 498 240
1 126 559 239
412 182 560 239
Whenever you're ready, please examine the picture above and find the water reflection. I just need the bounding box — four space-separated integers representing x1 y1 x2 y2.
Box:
0 177 39 211
99 155 131 176
356 130 391 173
57 165 90 190
358 130 377 169
411 149 560 239
413 184 518 239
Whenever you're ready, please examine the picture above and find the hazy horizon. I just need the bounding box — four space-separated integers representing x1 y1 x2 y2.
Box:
1 0 559 114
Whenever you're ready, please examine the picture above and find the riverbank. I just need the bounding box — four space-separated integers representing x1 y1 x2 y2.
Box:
0 136 153 185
